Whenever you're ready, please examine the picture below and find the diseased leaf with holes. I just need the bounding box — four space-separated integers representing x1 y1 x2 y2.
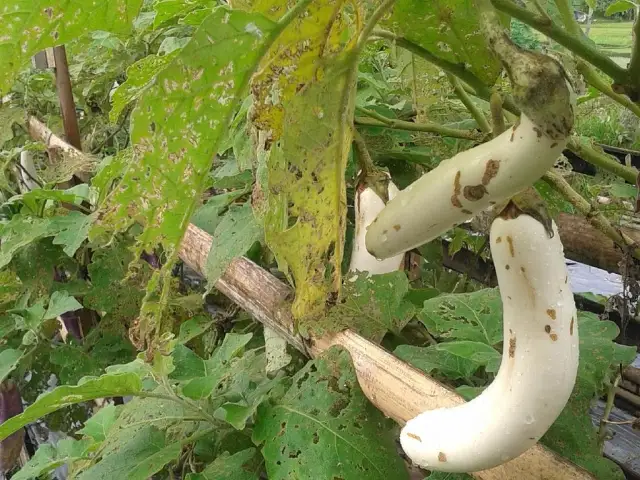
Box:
77 426 182 480
109 52 180 122
0 0 144 93
77 404 122 442
540 312 634 479
418 288 503 346
304 271 415 342
205 203 262 287
252 348 407 480
395 341 501 380
186 448 261 480
0 349 22 383
84 240 146 321
93 8 277 262
12 438 94 480
388 1 505 85
0 372 142 442
257 68 356 319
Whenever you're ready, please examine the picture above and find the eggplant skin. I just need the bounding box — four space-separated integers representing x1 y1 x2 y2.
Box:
0 380 24 473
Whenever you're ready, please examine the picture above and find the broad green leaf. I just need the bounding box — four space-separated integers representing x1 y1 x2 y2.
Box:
77 426 180 480
609 182 637 199
93 7 278 264
395 341 501 380
191 190 247 235
305 271 415 342
7 187 89 211
186 448 260 480
76 404 122 442
0 0 144 93
154 0 215 27
456 385 484 401
49 345 101 384
253 348 408 480
0 216 51 269
418 288 503 346
0 348 23 383
605 0 636 15
389 1 506 84
177 315 213 344
109 52 180 122
0 372 142 442
49 211 96 257
205 203 262 287
44 291 82 320
12 438 94 480
0 105 26 146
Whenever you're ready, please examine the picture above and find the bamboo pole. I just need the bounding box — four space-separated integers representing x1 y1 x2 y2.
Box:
27 117 595 480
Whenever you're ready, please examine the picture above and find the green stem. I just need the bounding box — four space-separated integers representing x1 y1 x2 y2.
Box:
448 74 492 133
628 7 640 97
542 170 640 258
597 374 621 452
577 60 640 119
553 0 583 37
356 0 397 54
355 107 482 140
352 130 376 177
489 91 506 136
372 29 492 99
490 0 627 84
567 137 639 184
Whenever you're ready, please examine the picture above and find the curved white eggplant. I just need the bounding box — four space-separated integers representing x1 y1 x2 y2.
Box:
399 212 579 472
349 177 404 275
18 150 39 193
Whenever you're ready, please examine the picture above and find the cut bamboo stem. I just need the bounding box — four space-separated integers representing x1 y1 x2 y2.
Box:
28 117 595 480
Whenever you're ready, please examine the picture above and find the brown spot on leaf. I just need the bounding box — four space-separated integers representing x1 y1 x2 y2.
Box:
463 184 487 201
506 236 515 257
546 308 556 320
407 432 422 442
550 333 558 341
393 224 401 231
438 452 447 462
570 317 574 335
461 208 472 214
482 159 500 186
545 325 551 333
509 336 516 357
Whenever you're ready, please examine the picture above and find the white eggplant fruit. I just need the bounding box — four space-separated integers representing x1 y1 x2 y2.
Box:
399 211 579 472
349 178 405 274
365 113 571 259
18 150 39 193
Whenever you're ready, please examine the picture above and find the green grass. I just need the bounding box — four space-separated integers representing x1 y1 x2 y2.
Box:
581 21 633 53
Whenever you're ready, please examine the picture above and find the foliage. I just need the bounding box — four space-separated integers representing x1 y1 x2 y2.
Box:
0 1 638 479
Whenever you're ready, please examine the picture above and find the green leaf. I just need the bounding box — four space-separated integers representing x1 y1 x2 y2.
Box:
49 345 101 384
395 341 501 380
584 0 597 10
77 404 122 442
0 216 52 269
0 372 142 442
0 348 23 383
153 0 215 27
389 1 506 84
0 0 144 93
205 203 262 287
94 7 277 263
77 426 181 480
12 438 94 480
253 348 408 480
605 0 636 15
44 291 82 320
418 288 503 346
0 105 26 146
191 190 247 235
186 448 260 480
609 182 637 199
177 315 213 344
49 211 96 257
304 271 415 342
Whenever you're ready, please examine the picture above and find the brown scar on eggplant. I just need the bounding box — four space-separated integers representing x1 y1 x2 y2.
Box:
461 208 472 214
505 264 510 270
463 184 487 201
438 452 447 462
509 336 517 357
393 224 401 231
506 236 515 257
550 142 558 148
550 333 558 341
570 317 574 335
545 325 551 333
520 266 526 273
451 170 463 207
482 159 500 186
546 308 556 320
496 236 502 243
533 126 543 138
407 432 422 442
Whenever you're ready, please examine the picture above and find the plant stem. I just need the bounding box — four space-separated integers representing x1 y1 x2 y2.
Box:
597 374 621 452
372 29 492 99
355 107 482 140
553 0 583 37
542 169 640 258
352 130 376 177
577 60 640 119
489 91 506 136
356 0 396 54
448 74 492 134
567 137 639 184
628 7 640 100
489 0 627 84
